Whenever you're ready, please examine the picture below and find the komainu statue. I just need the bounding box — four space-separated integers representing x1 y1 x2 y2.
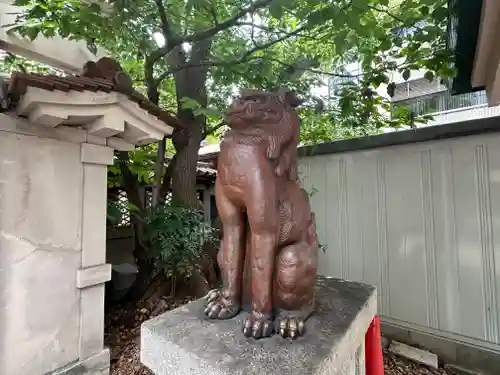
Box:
204 89 319 340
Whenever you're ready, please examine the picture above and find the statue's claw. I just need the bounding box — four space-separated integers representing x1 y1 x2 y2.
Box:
275 311 307 339
203 289 241 320
242 312 274 339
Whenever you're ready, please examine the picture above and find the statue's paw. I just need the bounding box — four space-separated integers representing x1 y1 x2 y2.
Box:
203 289 240 319
242 312 274 339
276 315 306 339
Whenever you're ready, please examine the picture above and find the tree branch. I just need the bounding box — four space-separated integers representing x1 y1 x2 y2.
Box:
154 0 174 42
116 151 144 211
144 46 169 102
152 136 166 206
160 154 177 198
205 3 219 26
365 4 426 32
156 25 308 84
157 53 357 86
203 121 226 138
267 57 359 78
180 0 275 44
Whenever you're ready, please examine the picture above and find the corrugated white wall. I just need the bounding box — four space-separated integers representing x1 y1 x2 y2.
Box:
299 132 500 350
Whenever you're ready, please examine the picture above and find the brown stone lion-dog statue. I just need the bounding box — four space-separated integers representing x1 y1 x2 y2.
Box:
204 89 319 339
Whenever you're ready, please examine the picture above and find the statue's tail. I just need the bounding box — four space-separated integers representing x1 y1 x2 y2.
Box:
306 212 319 249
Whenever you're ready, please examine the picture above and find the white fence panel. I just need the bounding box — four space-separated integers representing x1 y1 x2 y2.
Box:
299 132 500 349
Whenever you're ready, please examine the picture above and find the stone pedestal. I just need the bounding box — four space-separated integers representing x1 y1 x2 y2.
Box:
141 277 377 375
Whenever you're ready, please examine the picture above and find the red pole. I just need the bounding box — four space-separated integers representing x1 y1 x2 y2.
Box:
365 316 384 375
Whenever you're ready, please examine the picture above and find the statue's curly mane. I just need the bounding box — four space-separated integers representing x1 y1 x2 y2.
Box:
221 89 301 182
225 92 299 155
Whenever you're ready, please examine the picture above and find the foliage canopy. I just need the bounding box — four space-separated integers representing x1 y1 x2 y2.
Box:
11 0 452 142
4 0 455 297
8 0 454 202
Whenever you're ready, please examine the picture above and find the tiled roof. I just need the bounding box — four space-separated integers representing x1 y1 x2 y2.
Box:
6 57 183 129
162 160 217 179
195 161 217 177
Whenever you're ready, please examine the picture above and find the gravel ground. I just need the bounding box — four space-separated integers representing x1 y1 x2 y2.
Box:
106 296 460 375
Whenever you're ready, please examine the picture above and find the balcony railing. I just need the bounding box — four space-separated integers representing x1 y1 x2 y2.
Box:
394 90 488 116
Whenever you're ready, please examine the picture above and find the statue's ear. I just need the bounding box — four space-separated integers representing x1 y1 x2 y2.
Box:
241 88 259 98
284 91 304 108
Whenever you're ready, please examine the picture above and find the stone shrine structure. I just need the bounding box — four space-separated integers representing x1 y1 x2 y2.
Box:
141 90 377 374
0 57 178 375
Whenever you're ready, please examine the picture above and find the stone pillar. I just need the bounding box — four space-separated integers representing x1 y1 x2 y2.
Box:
0 116 111 375
77 143 114 364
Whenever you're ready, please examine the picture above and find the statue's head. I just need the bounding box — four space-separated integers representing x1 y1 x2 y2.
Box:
225 89 303 129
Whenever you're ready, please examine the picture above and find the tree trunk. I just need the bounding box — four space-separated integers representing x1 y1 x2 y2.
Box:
152 136 166 205
171 124 203 207
169 41 211 207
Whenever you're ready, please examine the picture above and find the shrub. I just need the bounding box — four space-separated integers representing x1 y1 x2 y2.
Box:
143 202 219 295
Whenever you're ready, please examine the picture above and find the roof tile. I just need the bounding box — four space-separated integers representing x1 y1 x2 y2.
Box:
7 57 183 129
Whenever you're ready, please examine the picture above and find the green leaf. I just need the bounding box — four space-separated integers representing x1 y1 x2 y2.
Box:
380 38 391 51
420 6 429 16
346 13 360 30
25 27 40 41
307 7 336 26
180 97 202 110
334 35 346 53
30 5 47 18
128 203 140 212
351 0 369 11
194 106 224 119
402 69 411 81
431 7 448 21
424 71 434 82
88 2 101 13
269 4 284 19
387 82 396 98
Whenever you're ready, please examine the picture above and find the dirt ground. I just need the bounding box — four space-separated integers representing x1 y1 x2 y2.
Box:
105 295 460 375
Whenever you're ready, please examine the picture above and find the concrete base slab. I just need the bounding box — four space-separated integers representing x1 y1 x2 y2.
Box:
46 349 110 375
140 277 377 375
389 340 438 369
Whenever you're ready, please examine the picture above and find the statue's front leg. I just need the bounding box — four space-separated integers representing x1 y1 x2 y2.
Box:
243 186 279 339
204 185 244 320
